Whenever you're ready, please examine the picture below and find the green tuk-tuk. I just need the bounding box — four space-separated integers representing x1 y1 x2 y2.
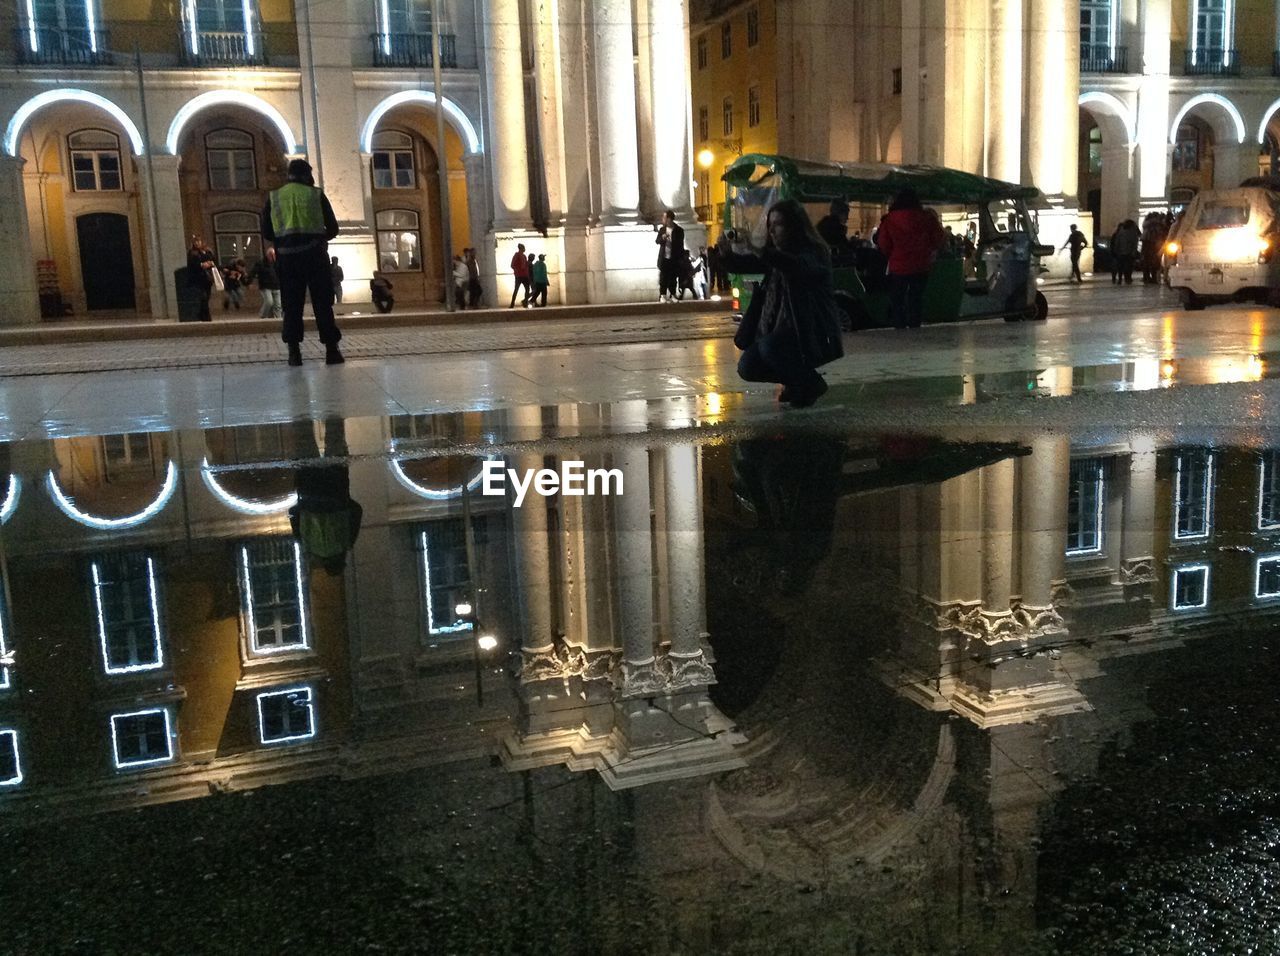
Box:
720 154 1051 328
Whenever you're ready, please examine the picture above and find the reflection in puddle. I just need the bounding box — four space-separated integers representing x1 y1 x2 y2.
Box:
2 405 1280 952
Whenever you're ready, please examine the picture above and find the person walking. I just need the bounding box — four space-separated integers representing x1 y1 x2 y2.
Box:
262 158 343 366
1060 223 1088 283
716 199 844 408
876 187 945 329
655 210 685 302
509 243 532 308
330 256 344 305
186 236 217 322
531 253 550 306
452 254 469 309
248 248 282 318
465 248 484 308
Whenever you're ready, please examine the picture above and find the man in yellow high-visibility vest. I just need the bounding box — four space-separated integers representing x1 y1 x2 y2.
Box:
262 158 343 366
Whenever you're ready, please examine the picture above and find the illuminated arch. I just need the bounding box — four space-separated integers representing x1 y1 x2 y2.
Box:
1170 93 1246 146
4 89 145 157
46 460 178 530
359 90 482 155
1255 98 1280 144
166 90 298 155
0 475 19 524
389 457 490 501
1078 91 1136 147
200 459 297 515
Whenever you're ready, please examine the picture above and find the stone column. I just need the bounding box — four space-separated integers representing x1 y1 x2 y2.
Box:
979 457 1017 636
1119 434 1157 585
610 402 660 693
2 155 41 325
1135 0 1172 209
1026 0 1079 199
509 405 556 671
987 0 1024 182
647 0 696 218
483 0 532 228
592 0 642 222
140 155 187 321
662 442 713 689
1017 436 1068 636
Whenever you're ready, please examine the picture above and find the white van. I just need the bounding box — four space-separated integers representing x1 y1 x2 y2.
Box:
1166 183 1280 310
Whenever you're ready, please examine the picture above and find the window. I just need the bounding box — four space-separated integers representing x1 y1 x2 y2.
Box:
1173 449 1213 540
1172 125 1200 172
699 106 709 141
1196 202 1249 230
68 130 121 192
0 592 10 692
371 130 416 189
110 708 174 768
1080 0 1114 52
91 553 164 674
206 128 256 190
213 211 262 270
191 0 249 32
722 97 734 136
379 0 431 34
748 85 762 128
1087 126 1102 175
0 730 21 786
240 539 308 655
1260 451 1280 529
101 433 153 482
1256 555 1280 599
1171 564 1210 610
721 21 731 59
1193 0 1230 58
1066 458 1105 555
256 686 315 744
746 6 760 46
27 0 97 51
375 209 421 272
696 36 708 69
420 519 474 636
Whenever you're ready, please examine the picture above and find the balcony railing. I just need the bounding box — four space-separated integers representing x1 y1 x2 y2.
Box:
1184 48 1239 75
179 30 266 66
370 32 457 68
1080 43 1127 73
13 27 114 65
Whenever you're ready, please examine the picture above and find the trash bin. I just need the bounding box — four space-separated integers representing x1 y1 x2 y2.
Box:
174 268 204 322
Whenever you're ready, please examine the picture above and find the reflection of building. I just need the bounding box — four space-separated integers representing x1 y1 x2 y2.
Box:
0 0 703 321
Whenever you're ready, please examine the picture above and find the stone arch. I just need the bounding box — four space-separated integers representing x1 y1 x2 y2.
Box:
359 90 482 155
1078 92 1136 242
4 89 144 157
1169 93 1245 147
1079 91 1135 147
165 90 299 156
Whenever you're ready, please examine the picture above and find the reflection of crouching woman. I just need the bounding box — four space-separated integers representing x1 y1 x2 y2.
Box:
370 271 395 313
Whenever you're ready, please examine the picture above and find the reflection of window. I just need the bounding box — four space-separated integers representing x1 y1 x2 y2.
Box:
1080 0 1113 49
110 708 174 768
420 519 475 636
1193 0 1230 58
213 211 261 269
699 106 709 141
746 6 759 46
748 85 761 128
0 592 10 692
1087 126 1102 175
101 433 153 482
375 209 421 272
1257 555 1280 599
390 413 462 443
1066 458 1105 555
68 129 121 191
371 130 415 189
257 686 315 744
1171 564 1210 610
0 730 20 786
696 35 707 69
722 97 734 136
721 21 731 59
1196 202 1249 230
240 539 308 655
1172 125 1201 172
1174 449 1213 540
1261 451 1280 529
206 128 256 190
92 553 164 674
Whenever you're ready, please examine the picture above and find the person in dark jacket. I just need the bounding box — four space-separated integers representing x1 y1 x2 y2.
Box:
370 271 394 313
248 248 282 318
655 210 686 302
261 158 343 367
186 236 216 322
877 188 946 329
815 199 854 260
1110 219 1141 285
717 198 844 408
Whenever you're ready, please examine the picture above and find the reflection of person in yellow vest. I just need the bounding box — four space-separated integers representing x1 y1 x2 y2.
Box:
262 158 343 368
287 418 362 574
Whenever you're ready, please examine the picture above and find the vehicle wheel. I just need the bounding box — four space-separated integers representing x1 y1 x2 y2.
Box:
836 294 872 332
1031 291 1048 321
1180 289 1205 311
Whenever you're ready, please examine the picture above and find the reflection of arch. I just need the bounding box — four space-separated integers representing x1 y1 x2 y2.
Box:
200 459 296 515
1170 93 1245 145
47 460 178 529
0 475 20 524
166 90 298 155
4 89 145 157
360 90 482 155
1078 91 1136 146
390 457 490 500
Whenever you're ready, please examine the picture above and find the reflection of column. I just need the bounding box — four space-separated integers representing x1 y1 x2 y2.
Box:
1026 0 1079 200
141 155 187 320
1120 435 1158 584
979 458 1016 636
592 0 641 222
611 402 660 693
662 443 713 689
510 406 555 668
647 0 695 217
1 155 41 325
1017 437 1068 635
483 0 531 228
987 0 1023 182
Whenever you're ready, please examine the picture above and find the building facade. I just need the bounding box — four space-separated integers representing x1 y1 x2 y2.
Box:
0 0 703 324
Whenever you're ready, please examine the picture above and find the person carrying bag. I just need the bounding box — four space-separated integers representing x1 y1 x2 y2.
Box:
718 198 843 407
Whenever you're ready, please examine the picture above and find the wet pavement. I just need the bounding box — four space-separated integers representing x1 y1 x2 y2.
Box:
3 286 1280 954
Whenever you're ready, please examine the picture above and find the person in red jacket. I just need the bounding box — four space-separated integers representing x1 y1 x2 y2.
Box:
876 187 946 329
509 242 532 308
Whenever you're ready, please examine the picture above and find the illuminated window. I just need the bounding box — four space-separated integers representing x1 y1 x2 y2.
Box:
1066 458 1105 555
92 553 164 674
722 97 734 136
256 686 315 744
213 211 262 271
0 730 21 786
240 539 308 655
206 128 256 190
746 6 759 46
379 0 431 34
696 35 708 69
1087 126 1102 175
698 106 709 141
720 21 731 59
1256 555 1280 598
1173 449 1213 540
110 708 174 768
68 129 121 191
1172 125 1200 172
1260 451 1280 529
1171 564 1210 610
1080 0 1113 51
748 86 762 128
419 518 476 636
371 130 416 189
375 209 421 272
100 432 154 482
1193 0 1231 58
26 0 99 53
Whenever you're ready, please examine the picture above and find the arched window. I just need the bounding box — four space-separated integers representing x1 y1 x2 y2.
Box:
213 211 262 268
371 130 415 189
1172 124 1201 172
375 209 421 272
206 128 257 191
68 129 121 191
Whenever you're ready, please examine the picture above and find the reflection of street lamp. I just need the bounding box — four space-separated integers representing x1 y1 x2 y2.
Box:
455 599 499 706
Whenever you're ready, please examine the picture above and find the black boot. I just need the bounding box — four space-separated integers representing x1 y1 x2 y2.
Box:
325 344 345 365
287 343 302 367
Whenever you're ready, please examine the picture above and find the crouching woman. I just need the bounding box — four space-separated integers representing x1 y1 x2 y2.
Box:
717 199 844 407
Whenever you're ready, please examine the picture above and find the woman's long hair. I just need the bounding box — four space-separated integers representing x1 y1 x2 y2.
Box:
767 198 830 260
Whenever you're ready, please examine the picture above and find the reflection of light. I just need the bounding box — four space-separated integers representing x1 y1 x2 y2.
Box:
256 686 316 745
1161 360 1176 381
360 90 482 154
93 557 164 674
110 708 174 769
454 601 473 618
201 458 296 514
0 730 21 786
422 530 473 635
241 0 255 55
705 392 723 416
477 634 498 652
167 91 298 155
47 460 178 529
390 456 488 500
1131 359 1161 391
184 0 198 52
5 89 146 157
1171 564 1210 611
241 542 309 654
23 0 35 50
0 475 19 523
